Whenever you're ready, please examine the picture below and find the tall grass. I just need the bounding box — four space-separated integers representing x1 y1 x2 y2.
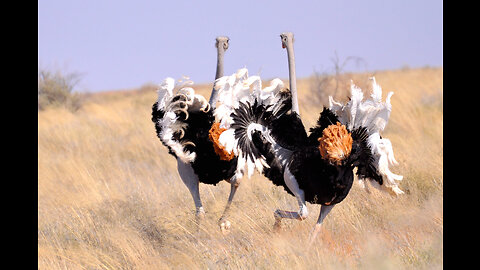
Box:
38 67 442 269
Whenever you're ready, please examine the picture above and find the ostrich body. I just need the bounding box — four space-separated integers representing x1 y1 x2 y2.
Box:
222 75 403 241
151 36 240 232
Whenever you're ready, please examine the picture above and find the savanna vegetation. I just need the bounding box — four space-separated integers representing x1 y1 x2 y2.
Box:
38 66 442 269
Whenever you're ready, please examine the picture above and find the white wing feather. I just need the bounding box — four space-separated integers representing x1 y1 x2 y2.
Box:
213 68 286 178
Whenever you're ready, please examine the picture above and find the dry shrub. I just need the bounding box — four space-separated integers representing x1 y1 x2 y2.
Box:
38 69 85 112
309 52 370 107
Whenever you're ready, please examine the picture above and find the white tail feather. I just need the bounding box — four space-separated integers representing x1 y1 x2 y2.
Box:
156 77 175 109
214 68 260 128
154 77 211 163
214 68 292 179
158 111 196 163
214 68 287 130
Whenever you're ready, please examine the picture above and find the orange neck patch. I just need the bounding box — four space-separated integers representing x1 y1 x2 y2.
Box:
209 122 235 161
318 122 353 165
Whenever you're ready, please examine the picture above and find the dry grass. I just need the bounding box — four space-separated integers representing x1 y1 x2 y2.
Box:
38 67 443 269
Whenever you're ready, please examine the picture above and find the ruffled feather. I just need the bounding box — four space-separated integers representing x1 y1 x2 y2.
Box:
328 77 403 195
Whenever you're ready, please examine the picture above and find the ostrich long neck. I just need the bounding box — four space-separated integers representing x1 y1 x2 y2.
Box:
215 45 225 80
286 41 299 115
209 37 228 107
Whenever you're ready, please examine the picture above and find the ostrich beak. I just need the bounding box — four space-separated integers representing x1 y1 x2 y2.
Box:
282 43 286 49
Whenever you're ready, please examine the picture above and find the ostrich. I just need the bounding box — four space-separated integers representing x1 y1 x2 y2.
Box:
217 33 403 241
223 75 403 241
151 36 243 232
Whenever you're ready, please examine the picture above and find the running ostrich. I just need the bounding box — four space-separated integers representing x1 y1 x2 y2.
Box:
151 36 243 232
216 32 403 241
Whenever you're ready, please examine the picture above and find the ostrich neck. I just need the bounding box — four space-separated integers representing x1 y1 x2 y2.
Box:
209 46 225 106
286 43 299 115
215 47 225 79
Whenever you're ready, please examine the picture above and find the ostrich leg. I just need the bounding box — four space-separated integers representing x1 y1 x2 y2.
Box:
218 176 240 234
273 167 309 231
176 160 205 226
309 205 334 245
273 199 308 231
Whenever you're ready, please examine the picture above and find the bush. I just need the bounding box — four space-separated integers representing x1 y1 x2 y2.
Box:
38 69 84 112
309 52 369 107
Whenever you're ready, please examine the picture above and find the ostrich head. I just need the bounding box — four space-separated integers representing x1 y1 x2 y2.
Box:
280 32 294 49
215 36 229 51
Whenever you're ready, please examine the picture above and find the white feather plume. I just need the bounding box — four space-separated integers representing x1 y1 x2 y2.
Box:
155 77 175 110
213 68 259 129
214 68 288 129
154 77 210 163
213 68 286 179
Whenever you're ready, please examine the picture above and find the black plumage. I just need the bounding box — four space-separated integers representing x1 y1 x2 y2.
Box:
151 102 176 158
251 130 294 196
288 146 354 204
308 108 339 145
350 127 383 185
229 92 309 196
231 100 267 163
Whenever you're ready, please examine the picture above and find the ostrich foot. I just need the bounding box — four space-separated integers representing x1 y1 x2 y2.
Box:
219 218 232 235
273 210 283 232
193 208 206 232
195 208 206 222
273 220 282 232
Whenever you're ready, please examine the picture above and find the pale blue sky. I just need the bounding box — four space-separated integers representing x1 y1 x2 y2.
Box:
38 0 442 92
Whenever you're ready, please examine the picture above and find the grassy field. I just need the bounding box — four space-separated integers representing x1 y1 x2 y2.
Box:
38 67 443 269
